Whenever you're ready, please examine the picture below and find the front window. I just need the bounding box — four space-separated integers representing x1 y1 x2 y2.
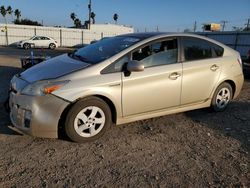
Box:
33 36 41 40
132 38 178 68
71 36 141 64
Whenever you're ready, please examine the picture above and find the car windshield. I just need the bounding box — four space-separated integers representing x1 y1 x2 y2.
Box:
71 36 141 64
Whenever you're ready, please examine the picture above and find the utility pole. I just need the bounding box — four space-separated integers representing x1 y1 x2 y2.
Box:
221 20 228 31
88 0 92 29
193 21 197 32
245 18 250 30
156 26 159 32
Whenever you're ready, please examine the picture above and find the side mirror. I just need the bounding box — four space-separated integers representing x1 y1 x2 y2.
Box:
127 60 144 72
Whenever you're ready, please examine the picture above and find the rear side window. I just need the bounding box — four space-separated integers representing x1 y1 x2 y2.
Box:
182 37 224 61
41 37 50 40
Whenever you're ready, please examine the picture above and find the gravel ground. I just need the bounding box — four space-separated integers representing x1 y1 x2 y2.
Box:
0 47 249 187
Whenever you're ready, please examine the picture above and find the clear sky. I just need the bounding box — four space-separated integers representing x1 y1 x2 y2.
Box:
0 0 250 32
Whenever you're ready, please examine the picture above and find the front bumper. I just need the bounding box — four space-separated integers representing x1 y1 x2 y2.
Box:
9 92 70 138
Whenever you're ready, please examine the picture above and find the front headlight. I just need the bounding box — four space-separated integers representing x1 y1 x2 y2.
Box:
21 80 70 96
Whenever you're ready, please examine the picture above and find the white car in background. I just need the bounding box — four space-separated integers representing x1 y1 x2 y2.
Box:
17 36 58 50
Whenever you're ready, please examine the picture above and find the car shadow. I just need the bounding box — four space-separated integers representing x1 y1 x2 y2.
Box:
0 104 22 136
0 66 23 136
185 101 250 152
0 66 23 102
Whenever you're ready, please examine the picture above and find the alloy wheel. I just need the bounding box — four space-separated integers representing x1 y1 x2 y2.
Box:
73 106 105 138
215 87 231 109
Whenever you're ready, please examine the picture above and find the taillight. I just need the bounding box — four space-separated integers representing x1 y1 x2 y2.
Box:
237 56 242 68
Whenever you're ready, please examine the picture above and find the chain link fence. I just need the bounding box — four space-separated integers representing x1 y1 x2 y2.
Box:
198 31 250 57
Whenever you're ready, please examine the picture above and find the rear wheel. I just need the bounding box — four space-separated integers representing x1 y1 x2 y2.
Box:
211 82 233 112
23 43 30 50
65 97 112 143
49 43 56 49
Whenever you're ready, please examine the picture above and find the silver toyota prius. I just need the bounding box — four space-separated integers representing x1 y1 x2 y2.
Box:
9 32 244 142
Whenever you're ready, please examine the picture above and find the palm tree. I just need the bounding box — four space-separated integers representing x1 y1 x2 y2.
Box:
90 12 96 24
113 13 118 24
70 12 76 22
14 9 21 22
74 18 81 28
6 5 13 22
0 6 7 24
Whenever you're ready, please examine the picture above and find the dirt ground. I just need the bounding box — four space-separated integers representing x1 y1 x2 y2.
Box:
0 47 249 187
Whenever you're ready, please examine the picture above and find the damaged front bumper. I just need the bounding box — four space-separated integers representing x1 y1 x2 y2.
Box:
9 91 70 138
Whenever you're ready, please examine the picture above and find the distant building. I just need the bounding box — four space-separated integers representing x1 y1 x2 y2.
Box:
203 23 221 32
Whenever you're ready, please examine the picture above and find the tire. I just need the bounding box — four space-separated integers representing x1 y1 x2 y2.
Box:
65 97 112 143
49 43 56 49
23 43 30 50
211 82 233 112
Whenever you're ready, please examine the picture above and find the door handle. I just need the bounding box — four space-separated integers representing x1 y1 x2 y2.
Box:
210 64 219 71
169 72 181 80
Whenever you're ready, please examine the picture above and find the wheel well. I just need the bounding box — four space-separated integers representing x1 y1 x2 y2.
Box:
224 80 236 97
58 95 117 138
93 95 117 124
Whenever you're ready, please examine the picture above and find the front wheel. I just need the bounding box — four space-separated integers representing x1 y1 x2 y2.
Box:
23 43 30 50
211 82 233 112
65 97 112 143
49 43 56 49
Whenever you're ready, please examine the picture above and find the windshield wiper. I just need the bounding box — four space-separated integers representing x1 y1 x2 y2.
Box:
68 52 91 63
74 54 89 62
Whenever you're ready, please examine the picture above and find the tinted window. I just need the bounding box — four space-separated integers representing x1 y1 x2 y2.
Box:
41 37 50 40
213 44 224 57
73 36 141 64
132 39 178 68
182 37 224 61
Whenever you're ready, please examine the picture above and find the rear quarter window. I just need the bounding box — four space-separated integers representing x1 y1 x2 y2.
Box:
213 44 224 57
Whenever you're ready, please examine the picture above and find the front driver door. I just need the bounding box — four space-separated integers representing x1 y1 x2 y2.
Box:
122 38 182 116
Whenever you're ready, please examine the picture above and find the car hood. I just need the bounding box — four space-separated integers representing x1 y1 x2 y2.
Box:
20 54 89 83
19 39 29 43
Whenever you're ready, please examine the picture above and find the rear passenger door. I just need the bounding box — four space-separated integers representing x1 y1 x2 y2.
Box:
40 36 51 48
32 36 43 48
180 37 224 105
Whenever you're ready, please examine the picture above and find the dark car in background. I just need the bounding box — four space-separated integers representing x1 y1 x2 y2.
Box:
243 50 250 77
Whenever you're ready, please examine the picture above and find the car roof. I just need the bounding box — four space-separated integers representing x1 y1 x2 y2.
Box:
32 35 51 38
117 32 228 48
117 32 173 39
117 32 216 41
